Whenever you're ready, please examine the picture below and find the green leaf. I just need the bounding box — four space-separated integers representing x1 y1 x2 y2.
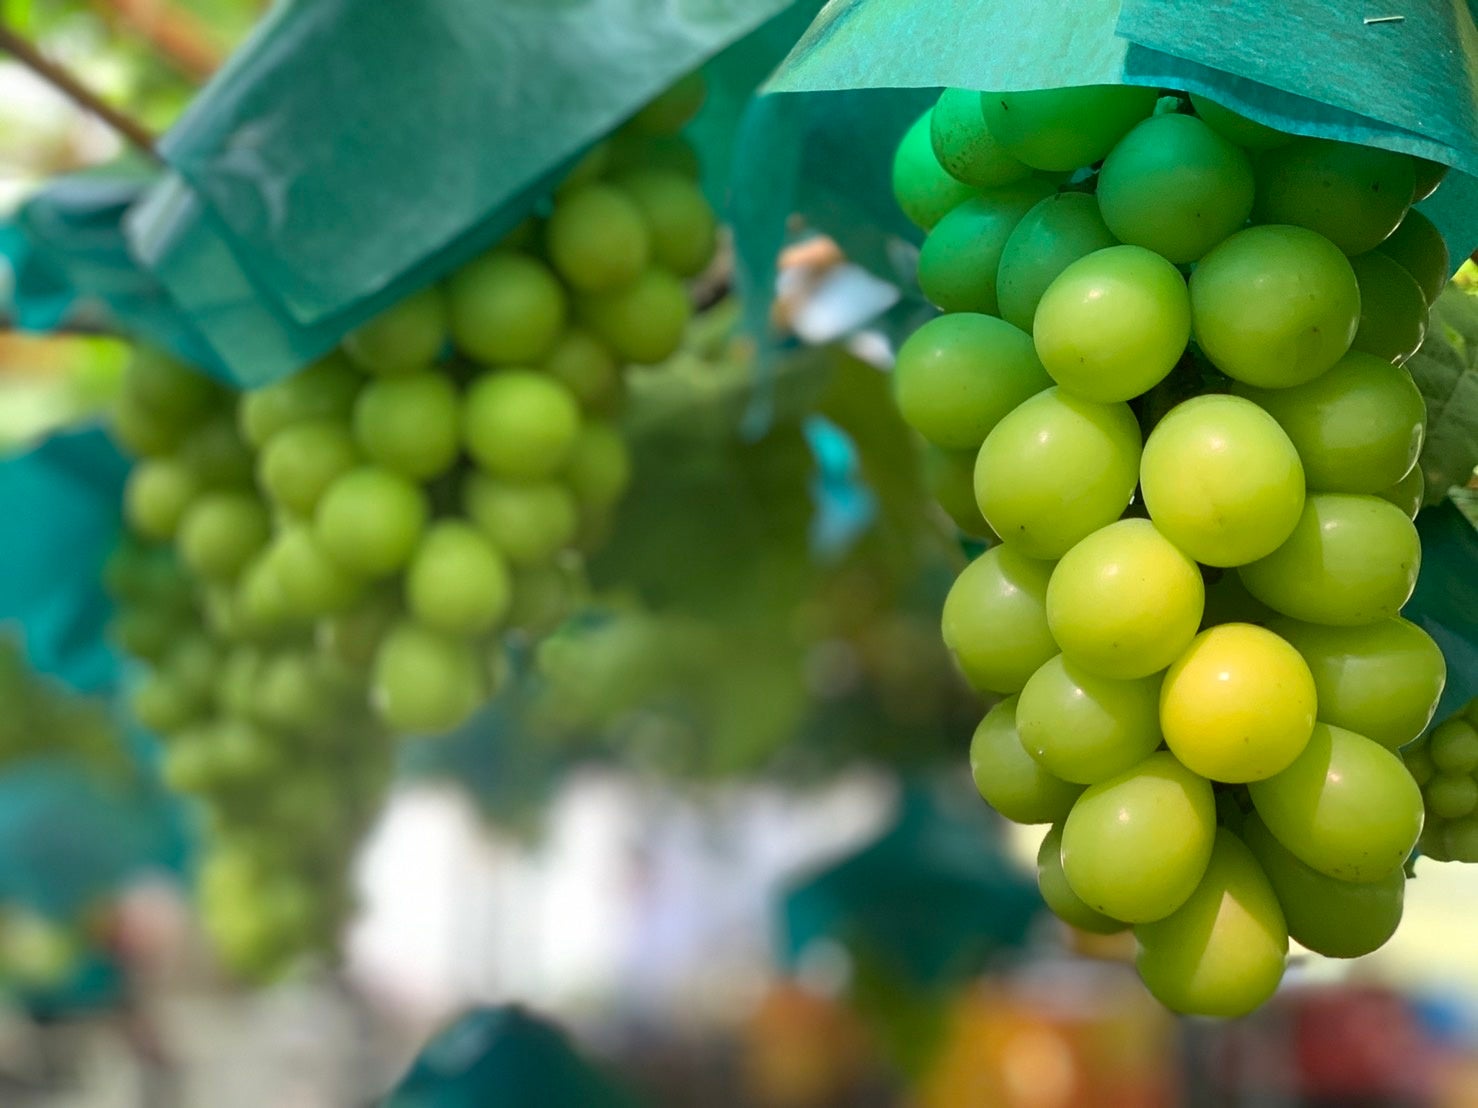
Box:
1406 286 1478 502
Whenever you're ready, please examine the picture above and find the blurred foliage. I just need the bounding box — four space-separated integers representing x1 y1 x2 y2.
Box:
1408 280 1478 504
0 333 126 451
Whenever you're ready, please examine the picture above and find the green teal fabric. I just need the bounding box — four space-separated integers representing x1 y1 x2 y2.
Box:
1407 502 1478 725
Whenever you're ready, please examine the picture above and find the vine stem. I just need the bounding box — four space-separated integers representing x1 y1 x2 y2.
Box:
0 22 161 160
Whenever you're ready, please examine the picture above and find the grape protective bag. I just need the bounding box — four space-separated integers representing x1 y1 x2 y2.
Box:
122 0 822 388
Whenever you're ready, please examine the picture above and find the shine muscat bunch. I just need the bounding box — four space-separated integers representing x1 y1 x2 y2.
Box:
108 74 717 978
893 83 1451 1017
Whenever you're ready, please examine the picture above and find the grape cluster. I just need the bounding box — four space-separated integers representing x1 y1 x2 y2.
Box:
108 74 718 978
1405 697 1478 861
893 84 1451 1016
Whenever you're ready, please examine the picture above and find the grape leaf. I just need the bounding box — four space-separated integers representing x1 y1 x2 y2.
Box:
1406 286 1478 503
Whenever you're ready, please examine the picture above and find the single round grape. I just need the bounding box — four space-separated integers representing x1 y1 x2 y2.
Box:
1241 812 1404 959
892 109 975 230
257 419 358 518
130 671 198 735
1376 207 1450 305
163 634 220 705
1140 394 1304 566
238 354 360 448
979 85 1157 171
542 329 622 412
1347 251 1428 365
124 347 222 421
917 181 1054 314
1046 519 1204 680
893 313 1052 450
371 621 484 735
929 87 1031 188
351 370 461 480
1190 225 1360 387
1427 774 1478 819
447 252 567 365
968 697 1082 825
565 421 631 511
1249 722 1424 882
405 521 512 637
1060 751 1216 922
341 286 447 375
974 389 1141 559
269 524 362 618
1238 494 1420 625
179 415 255 489
546 184 651 293
234 555 291 634
1253 138 1415 255
1160 624 1316 783
1032 245 1190 402
1189 94 1292 150
112 392 185 458
463 473 579 568
178 492 271 582
1037 823 1126 934
254 652 338 734
628 70 706 135
125 459 199 542
1136 828 1288 1018
996 192 1119 331
313 466 428 578
615 170 718 277
463 370 581 480
1097 113 1255 263
941 545 1057 695
1430 718 1478 775
1268 617 1445 750
924 447 995 537
1378 463 1426 520
579 268 691 365
1016 654 1161 783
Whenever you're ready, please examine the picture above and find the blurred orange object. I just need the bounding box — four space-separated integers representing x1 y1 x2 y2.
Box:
743 978 873 1108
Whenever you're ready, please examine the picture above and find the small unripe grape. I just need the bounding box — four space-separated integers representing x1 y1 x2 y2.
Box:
579 269 691 365
463 474 579 568
257 419 358 517
447 252 567 365
546 185 651 292
342 286 447 375
313 466 428 578
178 492 271 583
464 370 581 480
125 459 199 542
405 521 512 637
352 371 461 480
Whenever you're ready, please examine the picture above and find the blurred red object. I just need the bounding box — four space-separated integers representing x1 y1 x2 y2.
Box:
1291 985 1436 1102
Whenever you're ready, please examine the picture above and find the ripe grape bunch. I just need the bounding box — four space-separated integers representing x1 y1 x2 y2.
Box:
1404 696 1478 861
109 73 717 977
893 83 1452 1017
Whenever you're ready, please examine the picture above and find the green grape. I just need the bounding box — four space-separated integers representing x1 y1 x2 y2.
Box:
1016 654 1161 784
1378 464 1426 520
542 329 622 412
1430 718 1478 774
1135 829 1287 1018
371 621 485 735
967 697 1083 825
615 170 718 277
1037 823 1126 933
447 252 568 365
928 87 1031 188
996 192 1119 332
1032 245 1190 402
974 389 1141 559
1096 113 1255 263
940 545 1057 695
1188 94 1292 151
893 313 1052 450
1045 519 1204 680
124 459 199 542
235 555 292 634
1241 812 1403 959
405 521 512 637
1376 207 1450 305
463 473 579 568
1249 722 1423 882
1419 818 1453 862
257 419 359 518
1160 624 1316 783
579 269 691 364
341 286 446 375
179 415 256 489
163 634 221 706
130 671 198 735
923 446 995 537
1411 157 1449 202
1253 138 1415 255
1267 617 1445 750
628 71 705 135
1446 817 1478 862
565 422 631 512
464 370 581 479
112 392 184 458
178 492 271 582
1238 494 1420 626
1140 394 1304 566
239 355 361 448
216 647 264 717
254 652 338 733
313 466 428 578
1190 225 1359 387
1427 774 1478 819
892 109 975 230
1060 751 1216 922
1348 252 1428 365
917 181 1054 314
351 371 461 480
979 85 1157 171
317 589 400 671
124 348 222 422
269 524 362 617
546 184 651 292
1404 739 1436 788
1235 353 1425 493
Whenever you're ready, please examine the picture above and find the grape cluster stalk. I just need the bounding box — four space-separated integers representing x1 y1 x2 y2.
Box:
894 84 1451 1017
